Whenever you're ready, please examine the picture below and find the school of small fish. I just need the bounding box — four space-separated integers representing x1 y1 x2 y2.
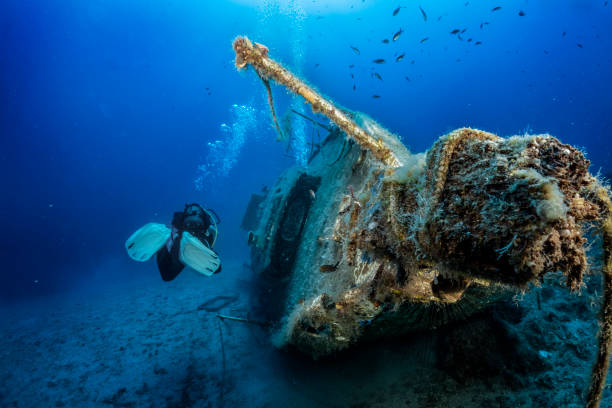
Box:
342 3 591 100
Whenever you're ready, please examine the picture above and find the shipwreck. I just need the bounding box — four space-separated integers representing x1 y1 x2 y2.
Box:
233 37 612 408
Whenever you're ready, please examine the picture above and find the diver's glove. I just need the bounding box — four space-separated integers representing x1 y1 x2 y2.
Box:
179 231 222 276
125 223 172 261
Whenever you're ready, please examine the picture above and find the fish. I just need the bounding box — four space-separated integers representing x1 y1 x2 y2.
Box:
450 29 460 34
309 189 316 200
395 53 405 62
577 43 583 48
372 58 386 64
372 94 381 99
372 72 383 80
350 46 360 55
461 28 467 33
349 64 355 68
420 37 429 43
392 29 403 41
392 6 403 16
352 84 356 91
382 39 390 44
562 31 566 37
467 38 472 42
475 41 482 45
320 261 340 273
405 76 411 81
458 35 463 41
314 63 319 68
419 5 427 21
492 6 502 11
350 73 354 78
518 10 525 16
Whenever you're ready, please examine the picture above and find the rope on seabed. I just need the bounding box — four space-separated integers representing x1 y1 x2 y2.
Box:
216 313 271 327
586 185 612 408
213 313 271 406
216 317 226 407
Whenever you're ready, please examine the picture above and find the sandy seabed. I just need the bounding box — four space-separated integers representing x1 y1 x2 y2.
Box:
1 263 610 408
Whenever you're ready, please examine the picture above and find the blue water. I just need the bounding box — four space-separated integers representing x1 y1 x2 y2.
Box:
2 0 611 301
1 0 611 406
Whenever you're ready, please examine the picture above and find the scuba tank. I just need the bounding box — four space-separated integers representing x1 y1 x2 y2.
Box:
181 203 219 248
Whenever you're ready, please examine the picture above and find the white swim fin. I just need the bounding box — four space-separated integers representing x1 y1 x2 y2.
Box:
125 223 172 262
179 231 221 276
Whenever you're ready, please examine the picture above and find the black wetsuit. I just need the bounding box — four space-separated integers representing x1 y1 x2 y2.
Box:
156 210 217 282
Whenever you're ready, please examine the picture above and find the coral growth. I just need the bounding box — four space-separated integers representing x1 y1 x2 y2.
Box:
415 129 599 290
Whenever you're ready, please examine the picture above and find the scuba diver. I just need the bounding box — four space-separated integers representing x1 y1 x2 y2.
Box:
125 203 221 281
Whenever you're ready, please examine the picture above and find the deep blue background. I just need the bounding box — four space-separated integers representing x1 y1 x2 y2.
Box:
1 0 610 302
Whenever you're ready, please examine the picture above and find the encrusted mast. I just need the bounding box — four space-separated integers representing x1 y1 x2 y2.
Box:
233 36 401 167
233 36 612 408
